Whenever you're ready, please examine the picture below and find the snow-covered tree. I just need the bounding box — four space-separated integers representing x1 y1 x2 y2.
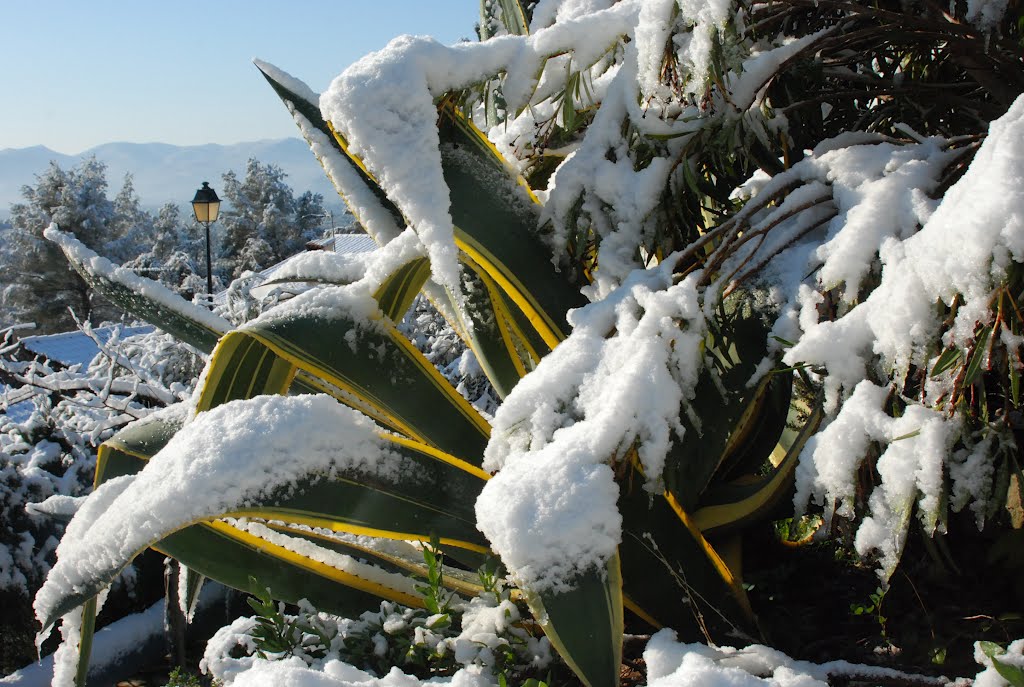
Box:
0 158 127 333
217 158 325 278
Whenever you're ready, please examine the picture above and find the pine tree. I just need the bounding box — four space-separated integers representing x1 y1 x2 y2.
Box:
0 158 125 332
104 174 151 263
121 203 204 300
217 159 325 278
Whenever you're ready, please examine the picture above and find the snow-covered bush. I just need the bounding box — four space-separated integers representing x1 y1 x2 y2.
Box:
0 324 203 673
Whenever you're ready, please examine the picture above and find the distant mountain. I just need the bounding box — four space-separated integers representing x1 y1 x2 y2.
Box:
0 139 342 217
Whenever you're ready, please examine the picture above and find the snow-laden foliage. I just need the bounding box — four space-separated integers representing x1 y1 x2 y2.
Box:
0 324 201 593
312 0 1024 593
201 579 551 685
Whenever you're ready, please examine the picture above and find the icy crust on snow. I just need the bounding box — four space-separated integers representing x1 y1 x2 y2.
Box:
477 258 706 591
34 395 401 635
43 225 232 335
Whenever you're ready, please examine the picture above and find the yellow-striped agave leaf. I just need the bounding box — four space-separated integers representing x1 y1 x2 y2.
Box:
527 555 624 687
257 61 554 399
200 306 490 463
221 434 490 559
48 228 228 354
692 384 824 537
254 60 404 238
93 419 480 625
664 290 791 510
617 483 756 639
437 102 587 350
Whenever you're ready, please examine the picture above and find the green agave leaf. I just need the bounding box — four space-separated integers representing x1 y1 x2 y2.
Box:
261 522 487 599
74 597 98 687
664 290 783 510
153 521 399 617
617 481 755 639
95 422 479 622
221 434 490 558
254 60 404 236
47 229 228 354
528 554 623 687
692 389 825 537
373 256 433 322
257 61 550 399
202 311 490 463
438 102 587 351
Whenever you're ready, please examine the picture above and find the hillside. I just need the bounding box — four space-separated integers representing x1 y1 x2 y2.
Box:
0 138 340 216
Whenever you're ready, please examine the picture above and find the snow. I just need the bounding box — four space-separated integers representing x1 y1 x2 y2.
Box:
19 2 1024 686
19 325 154 370
478 257 706 591
34 394 403 638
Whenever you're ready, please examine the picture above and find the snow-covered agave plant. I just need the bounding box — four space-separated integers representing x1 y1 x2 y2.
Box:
35 0 1024 686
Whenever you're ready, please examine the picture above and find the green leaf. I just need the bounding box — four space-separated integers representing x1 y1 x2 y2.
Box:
692 390 824 537
373 256 432 322
618 482 755 638
528 554 624 687
993 656 1024 687
204 308 491 463
437 102 587 351
930 346 963 378
254 60 405 238
964 324 993 386
665 290 783 510
74 598 98 687
981 643 1024 687
257 62 566 400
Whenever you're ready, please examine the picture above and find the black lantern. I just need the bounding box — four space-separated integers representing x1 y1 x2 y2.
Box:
191 182 220 309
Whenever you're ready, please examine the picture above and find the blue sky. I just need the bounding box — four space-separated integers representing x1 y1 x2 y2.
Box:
1 2 477 154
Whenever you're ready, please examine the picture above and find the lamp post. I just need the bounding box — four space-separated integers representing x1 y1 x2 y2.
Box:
191 181 221 309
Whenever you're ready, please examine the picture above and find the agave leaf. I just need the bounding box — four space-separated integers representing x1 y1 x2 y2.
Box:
96 420 477 622
438 102 587 350
692 389 825 537
617 481 755 639
73 598 98 687
257 61 553 399
47 228 228 354
44 406 491 633
373 256 433 322
153 521 405 616
254 60 404 237
203 312 490 463
221 434 490 557
527 554 623 687
664 290 782 510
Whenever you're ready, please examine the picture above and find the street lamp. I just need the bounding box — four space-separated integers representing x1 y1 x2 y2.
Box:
191 181 220 309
